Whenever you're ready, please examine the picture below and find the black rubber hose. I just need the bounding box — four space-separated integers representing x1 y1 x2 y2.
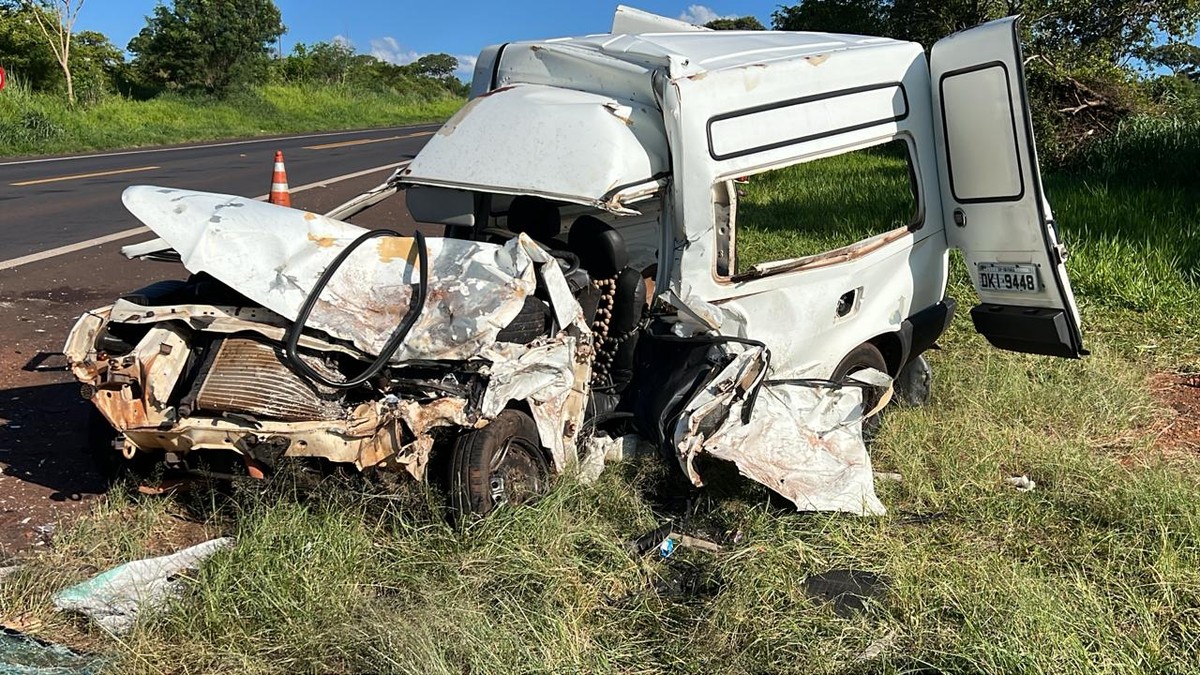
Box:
284 229 429 389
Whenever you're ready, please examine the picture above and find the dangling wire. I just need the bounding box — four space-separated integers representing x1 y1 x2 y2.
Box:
284 229 429 389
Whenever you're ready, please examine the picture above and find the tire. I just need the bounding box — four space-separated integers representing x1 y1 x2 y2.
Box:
450 409 549 518
831 342 890 441
495 296 550 344
894 354 932 407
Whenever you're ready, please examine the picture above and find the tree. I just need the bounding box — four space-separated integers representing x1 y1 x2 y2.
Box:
127 0 285 96
705 16 766 30
24 0 84 104
407 53 457 80
71 29 123 101
1147 42 1200 80
281 40 355 85
0 2 58 88
772 0 889 36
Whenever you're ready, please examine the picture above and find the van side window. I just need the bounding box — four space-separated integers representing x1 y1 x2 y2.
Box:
727 139 919 278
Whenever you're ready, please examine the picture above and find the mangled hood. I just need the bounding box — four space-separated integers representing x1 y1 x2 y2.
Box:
121 185 538 363
400 83 670 214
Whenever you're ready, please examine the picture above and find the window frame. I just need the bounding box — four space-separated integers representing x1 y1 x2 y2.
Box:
714 134 925 283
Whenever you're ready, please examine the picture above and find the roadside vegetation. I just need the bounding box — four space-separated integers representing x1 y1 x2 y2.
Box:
0 0 465 157
0 80 462 156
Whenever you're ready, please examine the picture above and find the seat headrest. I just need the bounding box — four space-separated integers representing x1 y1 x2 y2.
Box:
568 216 628 278
507 196 561 242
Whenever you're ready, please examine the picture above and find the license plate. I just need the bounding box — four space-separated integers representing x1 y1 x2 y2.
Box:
978 262 1040 293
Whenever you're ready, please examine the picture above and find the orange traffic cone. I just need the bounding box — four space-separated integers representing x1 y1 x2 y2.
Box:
269 150 291 207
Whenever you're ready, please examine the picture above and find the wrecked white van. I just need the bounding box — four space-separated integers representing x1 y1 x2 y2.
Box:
63 8 1084 517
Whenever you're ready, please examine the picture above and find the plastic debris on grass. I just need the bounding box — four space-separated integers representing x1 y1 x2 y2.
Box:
53 537 232 634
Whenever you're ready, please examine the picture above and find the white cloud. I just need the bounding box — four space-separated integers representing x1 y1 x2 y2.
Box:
369 37 478 80
679 4 730 25
331 34 353 49
369 37 422 66
456 55 478 79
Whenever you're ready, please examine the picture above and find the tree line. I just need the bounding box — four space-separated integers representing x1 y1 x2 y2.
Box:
0 0 466 103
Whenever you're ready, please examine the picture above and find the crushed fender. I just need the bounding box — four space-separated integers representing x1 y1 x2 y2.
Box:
671 343 890 515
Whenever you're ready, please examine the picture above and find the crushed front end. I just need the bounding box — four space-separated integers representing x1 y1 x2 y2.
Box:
63 187 594 499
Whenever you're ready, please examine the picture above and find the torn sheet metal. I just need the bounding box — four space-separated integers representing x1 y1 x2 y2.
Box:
672 347 887 515
400 83 668 213
612 4 711 33
476 241 593 469
121 186 537 364
53 537 232 634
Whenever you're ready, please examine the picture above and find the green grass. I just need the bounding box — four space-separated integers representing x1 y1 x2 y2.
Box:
735 141 916 274
0 82 464 157
3 117 1199 673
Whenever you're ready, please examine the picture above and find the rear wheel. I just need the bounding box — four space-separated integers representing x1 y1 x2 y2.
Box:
831 342 890 440
450 409 549 518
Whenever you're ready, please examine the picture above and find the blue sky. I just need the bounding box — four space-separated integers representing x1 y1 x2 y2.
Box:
79 2 782 77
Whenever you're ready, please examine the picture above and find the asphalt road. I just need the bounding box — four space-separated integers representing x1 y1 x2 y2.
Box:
0 125 437 552
0 124 439 263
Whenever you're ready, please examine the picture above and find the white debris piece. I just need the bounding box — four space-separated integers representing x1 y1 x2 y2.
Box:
1005 475 1037 492
53 537 232 634
673 345 889 515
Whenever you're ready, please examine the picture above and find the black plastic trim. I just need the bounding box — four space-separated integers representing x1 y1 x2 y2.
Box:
900 298 957 365
489 43 509 91
706 82 910 161
969 303 1081 358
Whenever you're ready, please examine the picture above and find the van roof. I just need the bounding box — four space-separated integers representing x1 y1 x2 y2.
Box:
524 30 911 78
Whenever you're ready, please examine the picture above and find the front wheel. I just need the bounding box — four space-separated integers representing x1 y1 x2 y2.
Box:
450 409 550 518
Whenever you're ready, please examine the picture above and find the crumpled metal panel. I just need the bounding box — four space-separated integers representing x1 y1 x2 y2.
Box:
477 242 594 471
481 338 579 471
672 346 887 515
401 84 669 213
121 186 538 364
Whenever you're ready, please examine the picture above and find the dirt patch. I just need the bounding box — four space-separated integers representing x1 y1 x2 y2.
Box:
1149 372 1200 453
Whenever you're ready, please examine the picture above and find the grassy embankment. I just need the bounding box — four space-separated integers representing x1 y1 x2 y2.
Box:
1 118 1198 674
0 82 464 157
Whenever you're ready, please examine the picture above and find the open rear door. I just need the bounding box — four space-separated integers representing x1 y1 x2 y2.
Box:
931 17 1085 358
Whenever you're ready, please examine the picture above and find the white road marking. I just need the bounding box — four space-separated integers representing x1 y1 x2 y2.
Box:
0 161 410 272
11 165 161 186
0 126 438 168
303 131 433 151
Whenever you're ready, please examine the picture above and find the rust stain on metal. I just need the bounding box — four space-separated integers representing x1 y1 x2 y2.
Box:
93 388 150 431
307 232 336 248
377 236 417 264
805 54 829 66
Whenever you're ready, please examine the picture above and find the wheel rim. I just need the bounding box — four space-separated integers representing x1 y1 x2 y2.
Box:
487 438 545 507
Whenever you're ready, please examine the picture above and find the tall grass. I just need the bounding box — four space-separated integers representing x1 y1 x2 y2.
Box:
0 83 464 157
1 117 1198 673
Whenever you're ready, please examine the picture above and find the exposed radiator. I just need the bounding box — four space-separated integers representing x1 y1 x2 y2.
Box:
196 338 344 422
